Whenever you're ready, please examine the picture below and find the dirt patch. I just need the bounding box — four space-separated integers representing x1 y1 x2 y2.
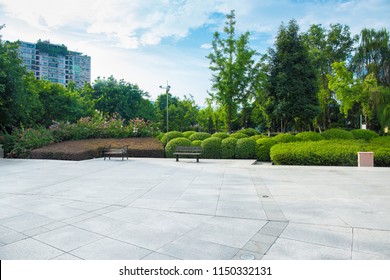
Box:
30 138 165 161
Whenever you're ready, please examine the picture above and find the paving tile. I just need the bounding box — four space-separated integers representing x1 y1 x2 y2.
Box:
34 225 103 252
0 213 55 232
73 215 131 236
142 252 181 260
257 221 288 237
51 253 83 260
352 251 389 260
0 225 28 244
103 207 162 225
157 236 239 260
232 249 264 260
353 228 390 258
111 224 180 251
0 238 64 260
70 237 152 260
263 238 351 260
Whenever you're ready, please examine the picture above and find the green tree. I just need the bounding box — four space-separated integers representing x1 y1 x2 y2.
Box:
207 10 261 132
267 20 320 132
353 28 390 87
302 23 357 130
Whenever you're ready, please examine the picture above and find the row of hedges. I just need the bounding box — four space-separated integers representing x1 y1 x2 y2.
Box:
270 138 390 167
161 129 389 166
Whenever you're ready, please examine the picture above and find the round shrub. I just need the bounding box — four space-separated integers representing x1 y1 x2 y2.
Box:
321 128 353 140
350 129 379 141
161 131 184 145
270 140 365 166
236 138 256 159
239 128 258 136
191 140 203 146
156 132 165 141
256 138 277 161
188 132 211 141
272 133 298 143
201 137 222 159
230 132 248 139
165 137 191 158
221 137 237 159
182 131 196 138
212 132 229 139
250 135 263 141
295 131 324 142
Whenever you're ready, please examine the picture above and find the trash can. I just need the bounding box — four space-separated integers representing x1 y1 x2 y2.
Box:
358 152 374 167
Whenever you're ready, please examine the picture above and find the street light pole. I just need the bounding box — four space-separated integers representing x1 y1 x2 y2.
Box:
159 81 171 133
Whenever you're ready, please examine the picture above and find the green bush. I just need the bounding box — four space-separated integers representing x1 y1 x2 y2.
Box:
201 137 222 159
239 128 258 136
212 132 229 139
161 131 184 145
236 138 256 159
188 132 211 141
256 138 277 161
230 132 248 139
370 147 390 167
165 137 192 158
182 131 196 138
350 129 379 141
321 128 353 140
250 135 263 141
272 133 299 143
295 131 324 141
370 136 390 146
221 137 237 159
156 132 165 140
270 140 365 166
191 140 203 146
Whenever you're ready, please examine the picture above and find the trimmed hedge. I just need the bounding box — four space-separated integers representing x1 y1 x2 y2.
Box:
250 135 263 141
272 133 298 143
256 138 276 161
201 137 222 159
230 132 248 139
161 131 184 145
182 131 196 138
270 140 365 166
221 137 237 159
239 128 258 136
191 140 203 146
295 131 324 142
350 129 379 141
188 132 211 141
212 132 229 139
321 128 353 140
236 138 256 159
165 137 191 157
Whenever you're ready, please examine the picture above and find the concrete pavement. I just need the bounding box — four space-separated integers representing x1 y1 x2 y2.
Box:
0 158 389 260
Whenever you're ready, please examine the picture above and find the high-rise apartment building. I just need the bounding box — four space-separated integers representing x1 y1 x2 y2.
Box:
18 40 91 87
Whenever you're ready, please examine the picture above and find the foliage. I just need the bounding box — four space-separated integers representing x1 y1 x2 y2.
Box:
267 20 320 132
239 128 258 136
165 137 192 158
250 135 263 141
2 126 55 158
230 132 248 139
201 137 222 159
272 133 299 143
235 138 256 159
188 132 211 141
207 10 261 132
256 138 276 161
350 129 379 141
270 140 364 166
295 131 324 141
191 140 203 146
183 131 196 138
221 137 237 159
161 131 184 145
321 128 354 140
212 132 229 139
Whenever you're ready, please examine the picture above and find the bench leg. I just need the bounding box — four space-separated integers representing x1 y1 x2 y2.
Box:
196 156 199 163
176 155 179 162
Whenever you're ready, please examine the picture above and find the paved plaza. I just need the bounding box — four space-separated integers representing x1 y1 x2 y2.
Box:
0 157 389 260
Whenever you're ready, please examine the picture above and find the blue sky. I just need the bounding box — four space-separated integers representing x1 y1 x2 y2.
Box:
1 0 389 105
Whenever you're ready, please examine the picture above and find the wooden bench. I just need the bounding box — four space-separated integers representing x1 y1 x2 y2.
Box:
102 145 128 160
173 146 202 162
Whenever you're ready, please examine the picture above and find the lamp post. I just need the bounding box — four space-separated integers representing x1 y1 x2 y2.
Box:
159 82 171 133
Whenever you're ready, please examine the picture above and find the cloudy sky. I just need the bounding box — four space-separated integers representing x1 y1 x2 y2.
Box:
1 0 389 104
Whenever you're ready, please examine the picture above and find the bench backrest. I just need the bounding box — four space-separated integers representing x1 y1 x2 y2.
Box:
175 146 202 153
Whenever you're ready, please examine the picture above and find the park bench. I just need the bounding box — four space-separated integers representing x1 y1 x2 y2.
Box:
173 146 202 162
102 145 128 160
